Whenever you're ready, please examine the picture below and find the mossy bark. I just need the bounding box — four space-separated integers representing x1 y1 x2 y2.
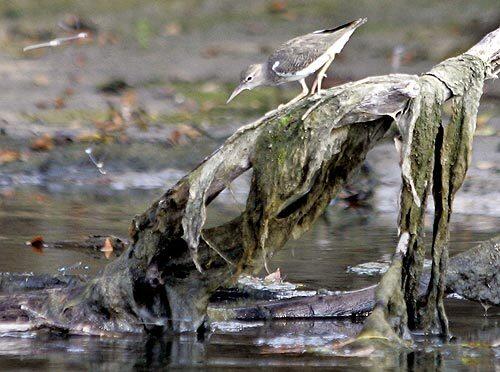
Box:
359 53 489 342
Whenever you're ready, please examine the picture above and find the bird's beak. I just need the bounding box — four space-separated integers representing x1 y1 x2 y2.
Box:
226 84 247 104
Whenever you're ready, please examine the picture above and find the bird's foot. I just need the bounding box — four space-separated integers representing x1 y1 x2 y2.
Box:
264 107 280 117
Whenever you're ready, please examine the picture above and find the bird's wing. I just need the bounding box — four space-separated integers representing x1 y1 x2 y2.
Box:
268 39 328 77
268 18 366 77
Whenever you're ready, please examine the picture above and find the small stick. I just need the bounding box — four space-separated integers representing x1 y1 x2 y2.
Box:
85 148 107 175
23 32 88 52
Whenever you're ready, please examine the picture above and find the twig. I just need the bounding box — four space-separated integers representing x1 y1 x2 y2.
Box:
23 32 88 52
85 147 107 175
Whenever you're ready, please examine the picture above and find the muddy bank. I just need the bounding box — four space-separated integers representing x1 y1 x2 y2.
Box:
0 1 499 217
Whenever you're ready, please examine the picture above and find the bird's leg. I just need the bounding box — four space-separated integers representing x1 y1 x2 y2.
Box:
278 79 309 109
310 77 318 94
314 55 335 94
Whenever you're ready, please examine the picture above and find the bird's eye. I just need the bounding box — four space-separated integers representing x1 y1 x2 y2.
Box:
246 76 253 81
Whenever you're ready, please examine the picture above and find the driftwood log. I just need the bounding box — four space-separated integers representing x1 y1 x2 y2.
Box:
0 26 498 342
208 236 499 321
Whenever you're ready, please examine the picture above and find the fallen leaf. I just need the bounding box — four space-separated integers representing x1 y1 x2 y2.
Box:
201 46 222 58
168 129 183 145
167 124 202 145
33 193 48 203
177 124 201 140
268 0 288 13
101 237 114 252
163 22 182 36
0 150 22 164
26 236 46 253
30 134 54 151
264 268 281 284
101 237 114 259
54 96 66 109
33 74 49 86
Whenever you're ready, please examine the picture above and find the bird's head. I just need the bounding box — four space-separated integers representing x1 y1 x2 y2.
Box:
227 63 266 103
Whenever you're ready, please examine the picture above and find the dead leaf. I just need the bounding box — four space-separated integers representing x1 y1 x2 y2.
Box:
33 193 49 203
54 96 66 109
30 134 54 151
177 124 201 139
168 129 183 145
264 268 281 283
101 237 114 259
101 237 114 252
33 74 49 87
26 236 46 254
0 150 22 164
167 124 202 145
269 0 288 13
201 46 222 59
163 22 182 36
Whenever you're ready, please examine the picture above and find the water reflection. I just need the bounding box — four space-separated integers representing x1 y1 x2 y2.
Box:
1 307 497 370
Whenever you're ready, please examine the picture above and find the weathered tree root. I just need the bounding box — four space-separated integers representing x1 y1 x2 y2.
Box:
0 27 498 340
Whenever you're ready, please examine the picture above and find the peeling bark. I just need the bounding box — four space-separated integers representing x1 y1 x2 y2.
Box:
0 27 498 340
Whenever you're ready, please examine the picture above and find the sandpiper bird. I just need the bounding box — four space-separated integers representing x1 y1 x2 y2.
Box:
227 18 367 107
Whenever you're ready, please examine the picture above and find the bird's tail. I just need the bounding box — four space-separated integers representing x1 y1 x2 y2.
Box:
314 17 367 34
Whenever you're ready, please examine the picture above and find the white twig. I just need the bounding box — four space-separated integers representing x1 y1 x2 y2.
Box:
85 147 107 175
23 32 88 52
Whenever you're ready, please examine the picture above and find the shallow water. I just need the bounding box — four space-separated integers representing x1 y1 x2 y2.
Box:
0 187 499 370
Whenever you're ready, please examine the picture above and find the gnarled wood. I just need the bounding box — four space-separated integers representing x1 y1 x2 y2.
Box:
0 26 498 339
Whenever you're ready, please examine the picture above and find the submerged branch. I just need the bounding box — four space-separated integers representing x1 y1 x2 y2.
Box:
208 235 499 321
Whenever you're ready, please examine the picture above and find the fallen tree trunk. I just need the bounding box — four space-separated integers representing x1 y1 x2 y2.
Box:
1 26 498 339
208 235 499 320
